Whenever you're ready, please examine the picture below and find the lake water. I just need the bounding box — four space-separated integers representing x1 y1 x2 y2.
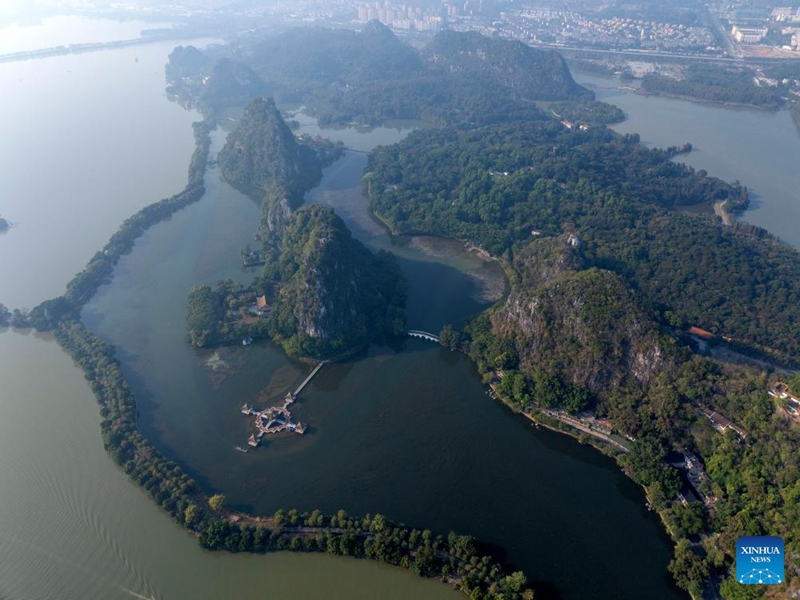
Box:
0 15 173 55
0 41 201 309
5 30 800 600
82 126 681 600
0 330 460 600
0 31 458 600
575 72 800 250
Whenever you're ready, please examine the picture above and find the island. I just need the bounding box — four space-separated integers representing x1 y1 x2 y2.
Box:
186 98 406 359
11 22 800 600
367 113 800 597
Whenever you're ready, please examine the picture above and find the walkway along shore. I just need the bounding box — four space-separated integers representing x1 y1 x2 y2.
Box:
12 119 535 598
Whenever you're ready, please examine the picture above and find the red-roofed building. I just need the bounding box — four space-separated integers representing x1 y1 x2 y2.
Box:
689 326 715 340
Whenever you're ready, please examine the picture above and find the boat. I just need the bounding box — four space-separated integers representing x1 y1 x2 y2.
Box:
242 336 253 346
234 446 248 453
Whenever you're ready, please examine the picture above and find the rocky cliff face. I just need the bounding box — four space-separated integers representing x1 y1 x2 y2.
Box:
218 97 332 242
269 205 407 357
421 31 591 101
493 238 673 395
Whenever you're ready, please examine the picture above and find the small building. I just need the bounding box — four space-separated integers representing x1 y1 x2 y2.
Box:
256 295 269 315
688 326 715 340
771 382 800 403
702 408 747 438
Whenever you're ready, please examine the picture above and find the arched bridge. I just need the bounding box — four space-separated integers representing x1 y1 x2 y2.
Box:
408 330 440 343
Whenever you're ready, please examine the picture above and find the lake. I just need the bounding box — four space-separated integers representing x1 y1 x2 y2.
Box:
0 28 458 600
574 71 800 250
82 124 681 600
4 30 800 600
0 15 173 56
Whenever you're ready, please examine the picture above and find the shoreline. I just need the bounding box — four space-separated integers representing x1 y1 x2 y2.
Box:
634 88 781 112
0 30 217 64
11 120 535 599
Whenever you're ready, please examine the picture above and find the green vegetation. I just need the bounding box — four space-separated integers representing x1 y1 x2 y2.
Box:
189 98 406 359
217 98 334 204
199 509 534 600
166 24 589 127
367 120 800 366
217 97 341 246
548 99 626 125
186 285 224 347
258 205 406 357
188 207 407 357
367 116 800 594
641 65 784 108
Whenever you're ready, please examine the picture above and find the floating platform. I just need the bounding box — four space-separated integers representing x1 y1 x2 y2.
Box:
241 363 325 448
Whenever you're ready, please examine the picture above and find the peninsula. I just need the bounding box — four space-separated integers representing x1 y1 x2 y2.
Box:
187 98 407 358
12 21 799 600
164 23 800 597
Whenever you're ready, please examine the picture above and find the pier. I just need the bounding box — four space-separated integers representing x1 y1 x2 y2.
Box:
294 361 327 396
241 362 327 448
408 330 440 343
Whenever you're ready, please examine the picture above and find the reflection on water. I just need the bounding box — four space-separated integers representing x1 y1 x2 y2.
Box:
0 330 461 600
84 117 681 600
575 71 800 250
0 33 458 600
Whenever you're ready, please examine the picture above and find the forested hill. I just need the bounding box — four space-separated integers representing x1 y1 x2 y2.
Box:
165 24 590 126
218 98 324 202
246 20 425 91
262 205 407 357
366 121 800 366
190 98 405 359
367 119 800 594
421 31 589 102
641 64 784 108
217 97 341 242
186 206 407 358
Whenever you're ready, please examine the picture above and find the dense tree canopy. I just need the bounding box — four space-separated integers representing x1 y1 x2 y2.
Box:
367 121 800 365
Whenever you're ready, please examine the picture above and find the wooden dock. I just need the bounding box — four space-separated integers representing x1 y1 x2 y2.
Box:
294 361 327 397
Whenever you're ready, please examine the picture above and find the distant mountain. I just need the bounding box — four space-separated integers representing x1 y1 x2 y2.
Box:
422 31 590 101
247 21 425 91
166 25 590 125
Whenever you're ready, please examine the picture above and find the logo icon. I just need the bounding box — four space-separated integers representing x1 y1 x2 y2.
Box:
736 536 784 585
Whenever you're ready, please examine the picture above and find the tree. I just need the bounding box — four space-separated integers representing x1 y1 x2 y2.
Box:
208 494 226 512
440 324 461 351
668 539 709 593
184 503 199 527
669 503 706 538
719 577 765 600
